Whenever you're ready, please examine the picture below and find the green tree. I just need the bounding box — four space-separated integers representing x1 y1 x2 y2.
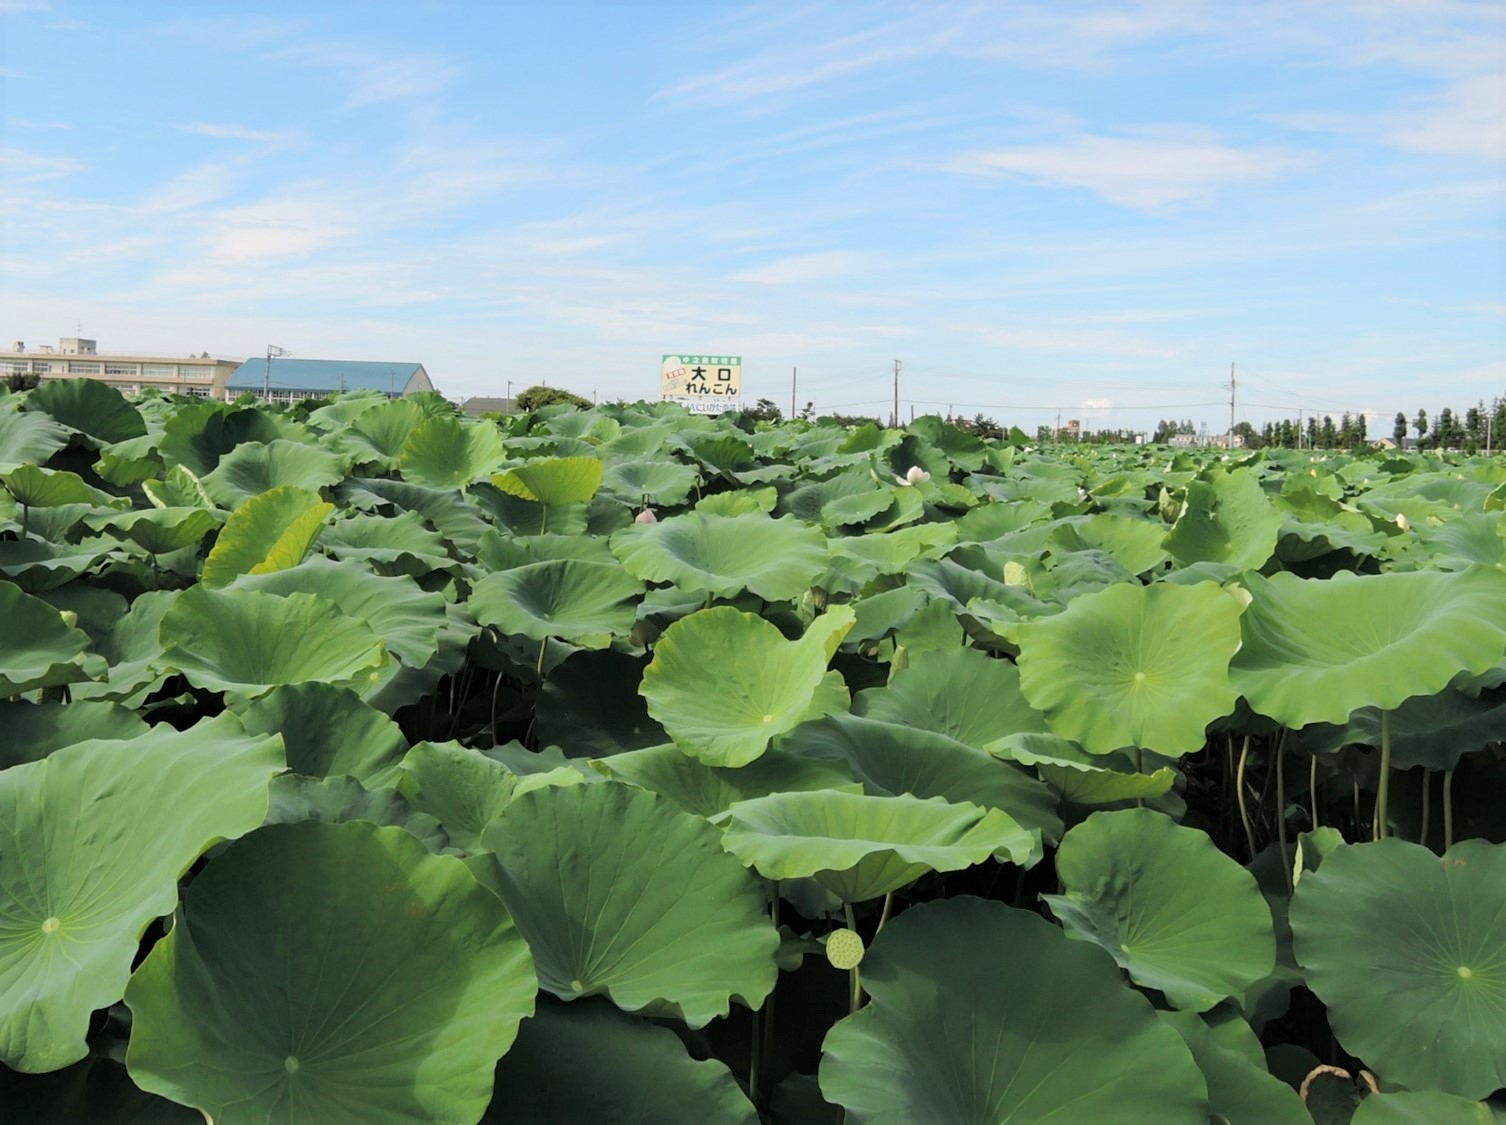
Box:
743 398 782 422
5 371 40 393
1393 412 1407 444
515 384 591 411
1414 408 1428 445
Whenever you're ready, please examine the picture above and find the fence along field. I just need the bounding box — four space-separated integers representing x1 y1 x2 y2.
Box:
1 378 1504 1123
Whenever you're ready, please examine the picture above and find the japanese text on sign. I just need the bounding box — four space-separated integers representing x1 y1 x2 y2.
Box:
661 354 742 398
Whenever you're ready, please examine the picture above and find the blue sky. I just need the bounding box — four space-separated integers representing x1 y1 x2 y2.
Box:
2 1 1502 433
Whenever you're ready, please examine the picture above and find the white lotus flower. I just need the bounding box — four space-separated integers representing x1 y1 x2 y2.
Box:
894 466 930 486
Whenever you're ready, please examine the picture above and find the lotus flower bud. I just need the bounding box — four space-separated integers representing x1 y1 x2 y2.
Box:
894 465 930 486
635 508 657 523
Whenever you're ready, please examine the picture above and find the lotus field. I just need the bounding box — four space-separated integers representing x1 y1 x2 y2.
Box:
4 379 1506 1124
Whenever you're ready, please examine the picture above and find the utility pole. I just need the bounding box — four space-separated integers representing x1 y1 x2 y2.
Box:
506 379 512 409
1228 362 1236 437
264 344 288 399
1298 409 1304 450
790 367 797 421
892 360 901 427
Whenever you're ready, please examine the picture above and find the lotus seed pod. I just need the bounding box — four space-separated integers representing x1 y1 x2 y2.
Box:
826 928 865 970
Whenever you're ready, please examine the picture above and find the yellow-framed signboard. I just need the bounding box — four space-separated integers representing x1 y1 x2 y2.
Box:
661 354 741 399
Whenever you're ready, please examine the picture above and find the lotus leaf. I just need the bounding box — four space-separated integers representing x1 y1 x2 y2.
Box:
472 783 779 1025
853 646 1047 747
1231 567 1506 727
125 820 536 1123
1351 1091 1502 1125
818 897 1207 1123
200 485 333 589
0 717 283 1071
486 1000 759 1124
2 465 103 510
141 463 215 510
0 581 99 696
720 791 1036 902
1043 809 1276 1010
1164 468 1281 571
65 589 174 707
1158 1010 1309 1124
398 413 507 489
0 408 70 470
613 510 828 601
1290 838 1506 1098
493 455 604 504
317 509 453 576
470 559 643 645
263 774 450 854
26 379 146 443
157 402 300 477
332 398 430 468
0 699 149 767
201 438 347 507
85 506 221 556
1008 579 1244 755
160 587 389 697
233 682 408 786
591 743 861 819
641 605 854 766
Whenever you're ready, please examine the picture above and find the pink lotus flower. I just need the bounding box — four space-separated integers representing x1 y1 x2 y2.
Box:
894 466 930 486
635 508 658 523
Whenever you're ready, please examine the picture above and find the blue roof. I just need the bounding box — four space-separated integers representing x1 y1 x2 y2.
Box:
227 358 431 394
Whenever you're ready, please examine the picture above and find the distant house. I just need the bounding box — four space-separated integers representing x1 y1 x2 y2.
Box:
1369 437 1399 451
460 396 513 415
225 357 434 404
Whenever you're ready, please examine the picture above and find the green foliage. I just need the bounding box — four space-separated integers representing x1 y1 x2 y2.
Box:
514 383 591 411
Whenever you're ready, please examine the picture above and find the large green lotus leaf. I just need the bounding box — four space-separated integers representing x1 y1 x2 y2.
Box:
317 509 455 576
93 436 168 488
537 649 667 757
331 398 430 468
338 476 494 555
846 586 929 645
124 820 536 1124
492 455 604 504
1351 1091 1504 1125
25 379 146 443
486 999 758 1124
827 522 957 575
1231 567 1506 727
159 587 389 697
141 463 215 510
1053 512 1170 575
1 465 109 510
993 733 1179 805
200 484 333 589
397 739 583 853
0 581 99 696
0 700 149 767
591 742 860 819
612 511 829 601
476 528 615 570
304 389 387 430
470 560 643 645
600 457 700 507
1340 686 1506 771
1164 468 1280 571
1158 1010 1309 1125
720 791 1036 902
1007 580 1244 755
0 408 70 470
200 438 347 507
852 646 1048 747
472 783 779 1026
399 413 508 489
232 682 408 787
819 897 1207 1123
1042 809 1276 1010
1290 838 1506 1098
64 589 173 708
84 506 221 556
230 555 446 667
782 713 1062 848
0 716 283 1072
158 402 307 477
640 606 854 767
262 774 450 855
0 538 113 594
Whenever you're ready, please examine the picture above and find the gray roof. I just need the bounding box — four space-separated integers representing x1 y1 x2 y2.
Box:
227 358 432 395
461 396 513 414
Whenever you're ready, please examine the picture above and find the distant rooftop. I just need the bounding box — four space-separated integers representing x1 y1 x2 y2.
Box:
227 357 433 397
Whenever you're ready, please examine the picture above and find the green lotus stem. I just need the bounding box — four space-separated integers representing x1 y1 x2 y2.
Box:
876 891 894 935
1275 737 1291 893
1443 769 1455 851
1373 710 1392 841
1309 753 1320 830
1235 735 1257 861
1419 770 1430 849
843 902 863 1013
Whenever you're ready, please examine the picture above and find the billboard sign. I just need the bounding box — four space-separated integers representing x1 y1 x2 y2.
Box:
661 354 741 398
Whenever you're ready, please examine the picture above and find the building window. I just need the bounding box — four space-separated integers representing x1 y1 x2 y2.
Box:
141 363 175 378
104 363 139 376
3 361 27 375
31 362 53 374
178 365 212 379
66 362 102 374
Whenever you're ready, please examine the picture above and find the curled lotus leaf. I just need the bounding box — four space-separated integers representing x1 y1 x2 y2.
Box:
720 791 1036 903
25 378 146 443
472 783 779 1027
0 581 99 697
1007 580 1244 756
1230 567 1506 727
125 820 536 1124
199 485 333 589
818 897 1208 1123
641 606 854 767
590 743 861 820
1164 468 1281 572
232 682 408 786
0 409 71 471
1158 1010 1310 1125
159 586 389 698
1290 838 1506 1098
0 716 283 1072
852 646 1047 748
85 506 222 556
612 510 829 601
200 438 347 507
493 455 605 504
1042 809 1277 1011
1350 1091 1503 1125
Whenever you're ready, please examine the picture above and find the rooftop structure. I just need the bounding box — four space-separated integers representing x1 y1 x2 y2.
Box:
225 358 434 404
460 396 513 415
5 338 238 398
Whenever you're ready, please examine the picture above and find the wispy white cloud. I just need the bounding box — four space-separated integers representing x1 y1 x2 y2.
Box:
139 162 237 213
0 146 84 182
266 40 458 107
175 122 292 144
731 251 871 285
0 0 48 13
948 130 1307 209
0 66 32 78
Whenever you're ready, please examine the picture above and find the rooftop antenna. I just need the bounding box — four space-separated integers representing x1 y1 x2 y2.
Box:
264 344 289 397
